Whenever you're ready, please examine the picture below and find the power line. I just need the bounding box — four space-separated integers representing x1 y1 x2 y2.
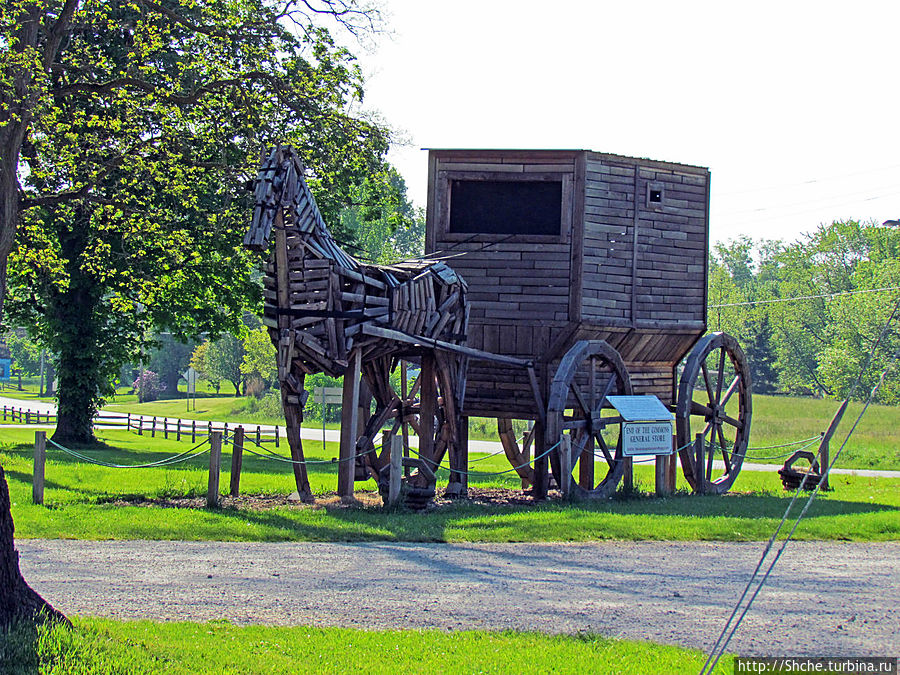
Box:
709 285 900 309
717 163 900 197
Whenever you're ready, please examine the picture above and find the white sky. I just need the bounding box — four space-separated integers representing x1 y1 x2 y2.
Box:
352 0 900 246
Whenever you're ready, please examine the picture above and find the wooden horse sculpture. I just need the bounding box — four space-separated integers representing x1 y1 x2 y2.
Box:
244 147 470 504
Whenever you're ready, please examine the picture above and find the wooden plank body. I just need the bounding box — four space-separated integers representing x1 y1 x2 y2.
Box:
426 149 710 417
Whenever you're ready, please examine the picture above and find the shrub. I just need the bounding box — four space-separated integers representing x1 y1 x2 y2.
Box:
132 370 162 403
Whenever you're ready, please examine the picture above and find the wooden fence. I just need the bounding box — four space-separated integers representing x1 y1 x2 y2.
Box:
2 405 279 446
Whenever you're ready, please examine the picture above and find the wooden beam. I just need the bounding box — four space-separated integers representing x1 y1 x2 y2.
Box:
338 349 362 499
361 323 532 368
419 353 437 470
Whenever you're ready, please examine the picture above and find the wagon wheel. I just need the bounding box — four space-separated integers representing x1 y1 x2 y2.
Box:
675 332 752 494
546 340 633 499
497 418 536 488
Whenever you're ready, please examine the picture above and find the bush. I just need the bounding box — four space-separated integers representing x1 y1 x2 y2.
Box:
132 370 162 403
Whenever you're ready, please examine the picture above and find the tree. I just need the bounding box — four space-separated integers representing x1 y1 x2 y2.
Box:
190 341 220 394
707 237 781 394
340 167 425 263
2 0 392 443
240 328 277 394
205 333 244 395
0 0 385 632
4 329 41 375
148 335 196 398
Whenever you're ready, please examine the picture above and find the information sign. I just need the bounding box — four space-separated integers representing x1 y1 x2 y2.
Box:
622 421 674 456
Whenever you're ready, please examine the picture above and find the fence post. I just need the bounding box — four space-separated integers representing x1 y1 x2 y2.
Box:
176 418 181 442
126 413 131 430
275 425 279 448
33 431 46 505
655 453 672 497
207 431 222 508
192 420 196 443
163 417 168 439
2 406 5 421
388 435 402 505
256 426 261 446
694 433 706 495
151 417 157 437
223 422 228 444
138 417 143 435
559 434 572 499
230 426 244 497
207 421 212 438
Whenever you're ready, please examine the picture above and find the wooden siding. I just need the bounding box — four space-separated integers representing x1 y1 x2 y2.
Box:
426 149 710 418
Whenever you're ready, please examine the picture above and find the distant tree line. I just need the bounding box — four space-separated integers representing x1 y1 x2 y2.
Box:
709 219 899 404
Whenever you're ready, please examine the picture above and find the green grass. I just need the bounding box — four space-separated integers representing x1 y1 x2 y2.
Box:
5 391 897 470
747 395 900 469
102 394 900 470
1 428 897 543
1 617 732 675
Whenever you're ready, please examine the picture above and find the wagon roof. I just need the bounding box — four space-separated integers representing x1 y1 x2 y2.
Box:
425 148 709 174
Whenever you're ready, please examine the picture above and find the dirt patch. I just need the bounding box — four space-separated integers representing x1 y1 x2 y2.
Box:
99 487 552 511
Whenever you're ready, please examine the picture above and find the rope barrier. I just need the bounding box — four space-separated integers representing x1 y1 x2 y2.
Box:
403 440 562 478
46 437 211 469
235 433 379 466
746 435 822 452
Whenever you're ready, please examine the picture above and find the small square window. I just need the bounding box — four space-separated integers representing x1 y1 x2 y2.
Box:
646 182 665 208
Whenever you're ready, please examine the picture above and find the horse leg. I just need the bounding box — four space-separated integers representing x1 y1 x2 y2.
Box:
282 374 313 503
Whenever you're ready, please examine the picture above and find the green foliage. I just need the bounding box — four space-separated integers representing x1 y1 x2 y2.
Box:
204 333 244 395
3 330 42 376
2 0 394 441
239 328 277 392
710 220 900 404
339 167 425 263
147 334 196 397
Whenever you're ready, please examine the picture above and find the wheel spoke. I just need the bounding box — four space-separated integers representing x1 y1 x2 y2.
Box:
720 375 741 408
598 373 618 409
595 433 615 466
715 348 727 403
690 400 714 417
700 362 715 404
720 443 733 473
721 413 744 430
706 431 716 480
569 381 592 417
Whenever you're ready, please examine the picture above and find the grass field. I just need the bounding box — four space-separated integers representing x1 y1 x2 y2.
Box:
2 390 898 470
1 427 896 543
1 617 733 675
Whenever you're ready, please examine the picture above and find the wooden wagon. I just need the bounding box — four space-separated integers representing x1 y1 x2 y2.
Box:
246 146 752 505
424 149 751 498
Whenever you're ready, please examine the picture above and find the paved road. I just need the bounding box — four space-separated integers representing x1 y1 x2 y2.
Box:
17 539 900 657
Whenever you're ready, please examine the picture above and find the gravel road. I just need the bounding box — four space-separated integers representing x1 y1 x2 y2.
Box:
17 539 899 657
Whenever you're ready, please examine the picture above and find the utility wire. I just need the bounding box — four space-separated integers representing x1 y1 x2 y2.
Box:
710 285 899 309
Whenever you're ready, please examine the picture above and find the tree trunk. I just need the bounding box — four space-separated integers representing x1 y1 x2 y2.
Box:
162 370 180 397
50 217 104 445
0 464 68 628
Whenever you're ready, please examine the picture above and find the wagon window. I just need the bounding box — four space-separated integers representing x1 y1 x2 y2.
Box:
448 179 562 236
